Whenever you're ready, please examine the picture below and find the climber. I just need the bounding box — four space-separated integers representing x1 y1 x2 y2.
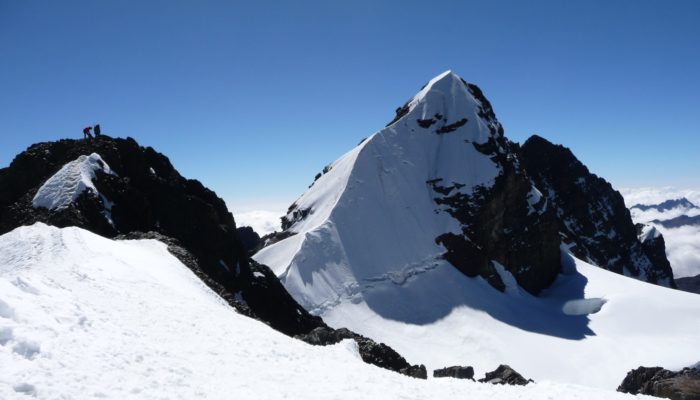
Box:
94 124 101 137
83 126 93 139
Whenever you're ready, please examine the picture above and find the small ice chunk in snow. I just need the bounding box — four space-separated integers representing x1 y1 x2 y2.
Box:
32 153 116 210
562 298 607 316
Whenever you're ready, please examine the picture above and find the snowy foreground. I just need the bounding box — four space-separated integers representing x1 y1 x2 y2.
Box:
0 224 645 399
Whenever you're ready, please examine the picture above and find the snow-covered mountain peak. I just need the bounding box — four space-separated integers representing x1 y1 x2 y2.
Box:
387 70 500 145
256 71 560 315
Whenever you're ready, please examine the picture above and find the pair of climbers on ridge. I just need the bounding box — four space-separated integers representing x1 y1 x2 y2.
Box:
82 124 102 139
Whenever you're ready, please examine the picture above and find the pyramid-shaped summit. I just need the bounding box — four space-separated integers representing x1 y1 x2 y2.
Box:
254 70 562 316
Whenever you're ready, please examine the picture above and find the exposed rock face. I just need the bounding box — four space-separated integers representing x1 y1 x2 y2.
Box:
0 135 323 336
236 226 261 254
636 224 675 281
478 364 533 386
676 274 700 295
521 135 676 287
617 366 700 400
428 81 562 295
295 327 427 379
432 131 561 295
433 366 475 380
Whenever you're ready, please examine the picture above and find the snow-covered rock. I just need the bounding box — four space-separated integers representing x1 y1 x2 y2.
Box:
32 153 115 211
0 223 642 399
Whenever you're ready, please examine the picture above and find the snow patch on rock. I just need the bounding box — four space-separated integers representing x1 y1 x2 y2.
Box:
32 153 116 211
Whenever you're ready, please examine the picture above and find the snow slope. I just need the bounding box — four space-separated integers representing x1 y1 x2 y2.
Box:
254 71 700 389
0 224 642 399
32 153 115 210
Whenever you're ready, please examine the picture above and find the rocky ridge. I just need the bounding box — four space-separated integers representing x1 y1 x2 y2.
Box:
521 135 676 287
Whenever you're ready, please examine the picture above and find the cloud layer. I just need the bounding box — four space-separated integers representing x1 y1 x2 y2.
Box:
234 210 283 236
620 187 700 279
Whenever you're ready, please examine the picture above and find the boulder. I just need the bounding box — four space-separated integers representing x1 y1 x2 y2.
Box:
618 366 700 400
478 364 533 386
433 366 475 380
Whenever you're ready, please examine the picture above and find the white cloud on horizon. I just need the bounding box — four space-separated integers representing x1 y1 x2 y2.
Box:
234 209 284 236
618 187 700 207
621 187 700 279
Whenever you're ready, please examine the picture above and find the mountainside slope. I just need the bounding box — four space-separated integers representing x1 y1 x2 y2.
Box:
521 135 675 287
0 223 642 400
0 136 322 335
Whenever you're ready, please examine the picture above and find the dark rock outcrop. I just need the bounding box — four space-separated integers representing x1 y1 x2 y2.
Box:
636 224 675 282
617 366 700 399
236 226 261 254
0 135 323 336
677 275 700 295
295 326 427 379
521 135 676 287
433 366 475 380
478 364 533 386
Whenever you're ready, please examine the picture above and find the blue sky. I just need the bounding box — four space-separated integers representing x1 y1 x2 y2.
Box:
1 0 699 212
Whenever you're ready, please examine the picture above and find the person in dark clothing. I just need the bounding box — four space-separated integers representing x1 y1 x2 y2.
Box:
83 126 93 139
94 124 101 137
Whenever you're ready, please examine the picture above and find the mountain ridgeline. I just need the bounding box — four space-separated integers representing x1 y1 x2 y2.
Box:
521 136 676 287
0 136 325 335
255 70 676 315
0 135 432 378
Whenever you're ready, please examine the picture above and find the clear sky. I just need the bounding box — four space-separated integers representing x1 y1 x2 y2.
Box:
1 0 699 212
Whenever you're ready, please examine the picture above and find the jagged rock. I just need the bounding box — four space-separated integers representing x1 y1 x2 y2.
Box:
617 366 700 399
478 364 533 386
676 274 700 295
236 226 261 254
295 327 427 379
521 135 676 287
0 135 323 336
431 83 561 295
433 366 475 380
636 224 675 281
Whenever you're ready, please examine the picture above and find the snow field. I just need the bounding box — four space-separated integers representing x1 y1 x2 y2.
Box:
0 224 646 399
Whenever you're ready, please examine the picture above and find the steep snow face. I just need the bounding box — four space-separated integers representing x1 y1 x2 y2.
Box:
0 224 641 400
255 71 514 313
31 153 115 211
